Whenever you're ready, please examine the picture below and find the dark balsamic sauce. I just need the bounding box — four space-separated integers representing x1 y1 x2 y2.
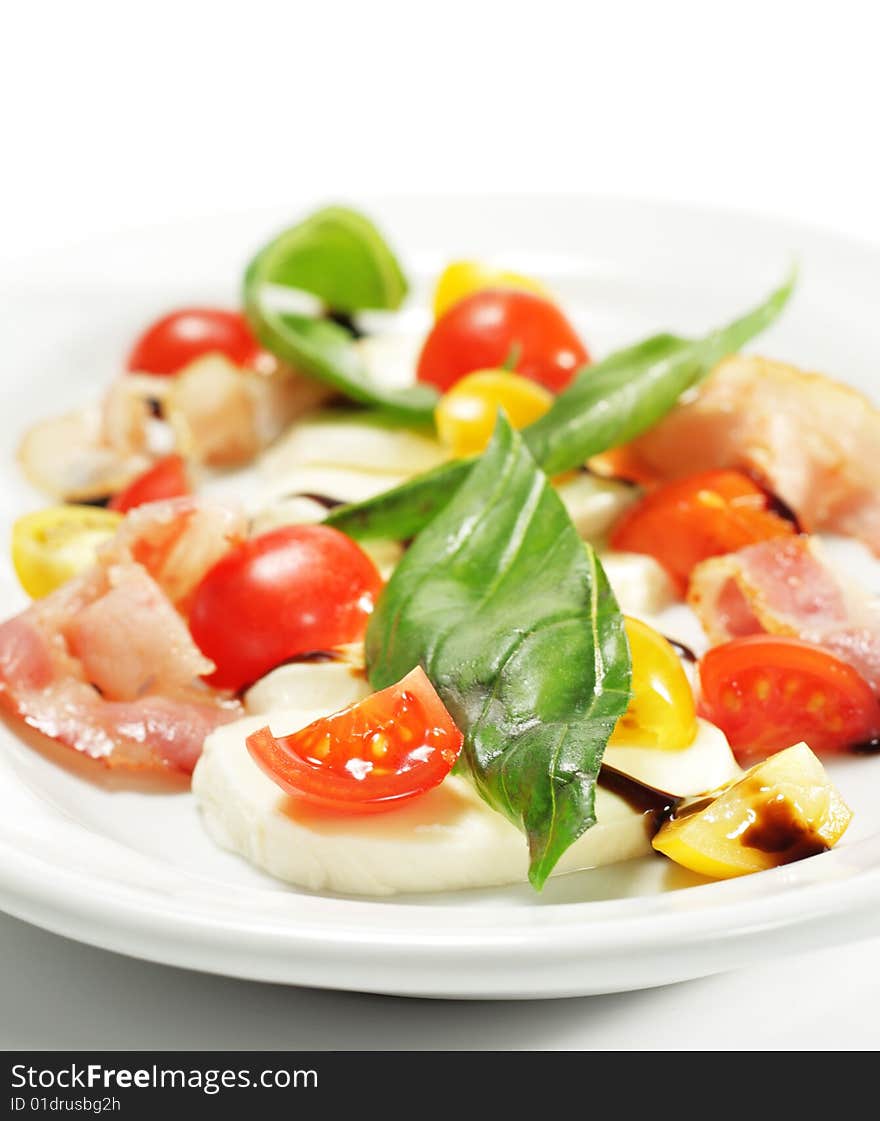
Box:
597 767 677 825
285 650 342 664
579 464 639 489
741 469 804 533
851 737 880 755
739 793 828 861
295 492 346 511
325 309 365 339
662 635 698 663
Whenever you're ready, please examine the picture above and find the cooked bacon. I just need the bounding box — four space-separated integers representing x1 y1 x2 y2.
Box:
166 355 333 467
18 405 151 503
688 536 880 691
626 355 880 555
0 499 245 773
104 496 247 610
63 565 213 701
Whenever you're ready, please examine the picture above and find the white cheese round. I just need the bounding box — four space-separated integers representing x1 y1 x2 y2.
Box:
192 709 658 896
599 550 675 616
555 472 637 541
245 657 371 715
603 718 740 798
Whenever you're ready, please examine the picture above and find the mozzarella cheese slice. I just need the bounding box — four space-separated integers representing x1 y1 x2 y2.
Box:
598 550 675 616
192 709 659 896
261 411 448 480
245 655 371 715
354 332 422 391
604 718 740 798
555 472 637 541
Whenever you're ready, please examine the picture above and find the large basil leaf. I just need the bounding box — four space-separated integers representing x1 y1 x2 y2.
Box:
327 273 794 537
243 206 438 421
366 416 631 889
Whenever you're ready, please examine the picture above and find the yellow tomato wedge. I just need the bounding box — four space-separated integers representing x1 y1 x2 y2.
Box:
12 505 123 598
433 260 548 320
653 742 853 879
435 370 553 458
609 617 697 751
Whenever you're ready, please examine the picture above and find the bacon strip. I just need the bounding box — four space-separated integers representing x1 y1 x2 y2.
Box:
627 355 880 556
688 536 880 691
0 498 247 773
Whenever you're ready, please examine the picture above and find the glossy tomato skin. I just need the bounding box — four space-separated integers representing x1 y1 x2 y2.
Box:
416 288 589 394
610 469 796 594
189 525 382 692
126 308 260 376
609 617 697 750
699 635 880 760
246 666 463 813
109 455 190 513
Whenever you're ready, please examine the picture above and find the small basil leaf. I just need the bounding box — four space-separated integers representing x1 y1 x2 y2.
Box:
246 306 438 421
327 273 794 539
366 415 631 889
243 206 438 420
244 205 408 312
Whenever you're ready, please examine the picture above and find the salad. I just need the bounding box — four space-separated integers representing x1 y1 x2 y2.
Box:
2 204 877 896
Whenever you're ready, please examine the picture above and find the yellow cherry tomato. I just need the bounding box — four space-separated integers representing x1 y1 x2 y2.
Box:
435 370 553 458
433 260 548 320
652 743 852 878
609 616 698 751
12 506 123 598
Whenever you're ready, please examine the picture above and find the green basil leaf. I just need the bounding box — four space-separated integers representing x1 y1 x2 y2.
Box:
244 205 408 312
243 206 438 421
366 415 631 889
327 273 794 538
327 457 472 542
527 272 794 475
244 307 439 421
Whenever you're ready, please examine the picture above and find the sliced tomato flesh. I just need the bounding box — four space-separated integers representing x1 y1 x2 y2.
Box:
610 469 796 593
246 666 463 813
699 635 880 759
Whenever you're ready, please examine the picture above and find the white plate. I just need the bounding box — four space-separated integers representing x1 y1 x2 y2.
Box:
2 196 880 1000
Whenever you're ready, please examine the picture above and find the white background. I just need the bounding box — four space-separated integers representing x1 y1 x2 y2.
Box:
3 0 880 1050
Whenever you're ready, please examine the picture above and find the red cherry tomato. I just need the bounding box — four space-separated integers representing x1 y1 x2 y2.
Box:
189 525 383 691
610 470 796 594
416 289 589 394
126 308 260 376
699 636 880 759
247 666 463 814
109 455 190 513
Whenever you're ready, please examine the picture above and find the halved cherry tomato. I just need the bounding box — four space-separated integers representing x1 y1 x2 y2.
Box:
189 524 383 691
433 260 548 320
126 308 260 376
435 369 553 458
11 505 123 598
247 666 463 813
108 455 190 513
610 470 796 594
609 617 697 750
417 289 589 394
699 635 880 759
